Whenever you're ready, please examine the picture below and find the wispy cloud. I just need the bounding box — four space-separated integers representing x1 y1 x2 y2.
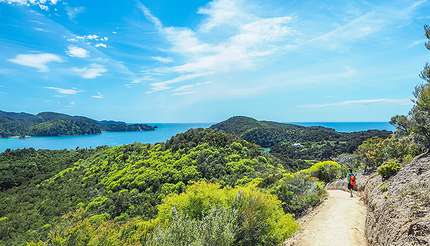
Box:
72 63 107 79
197 0 252 32
149 72 211 93
8 53 63 72
91 92 104 99
138 0 295 94
68 34 109 48
171 81 212 96
95 43 107 48
312 0 428 49
152 56 173 64
408 38 427 48
0 0 59 10
45 86 80 95
66 46 89 58
66 6 85 20
299 98 412 109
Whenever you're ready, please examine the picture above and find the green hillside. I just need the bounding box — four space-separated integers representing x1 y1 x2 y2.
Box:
211 116 391 170
0 128 341 245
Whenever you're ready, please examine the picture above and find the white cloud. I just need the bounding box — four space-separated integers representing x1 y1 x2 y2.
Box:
66 46 88 58
139 1 294 93
138 0 428 99
171 81 212 96
313 1 428 49
34 27 48 32
95 43 107 48
72 63 107 79
66 6 85 20
45 86 80 95
149 72 210 92
76 34 99 40
0 0 60 10
152 56 173 64
408 39 427 48
299 98 412 109
197 0 252 32
8 53 63 72
137 3 163 29
130 75 156 85
171 16 293 74
91 92 104 99
69 34 109 48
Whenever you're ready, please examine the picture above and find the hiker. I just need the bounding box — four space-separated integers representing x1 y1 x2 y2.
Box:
347 169 356 197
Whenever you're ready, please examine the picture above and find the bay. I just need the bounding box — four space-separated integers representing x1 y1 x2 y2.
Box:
0 122 394 152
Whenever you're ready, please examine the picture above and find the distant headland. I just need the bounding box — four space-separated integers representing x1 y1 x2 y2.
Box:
0 110 156 138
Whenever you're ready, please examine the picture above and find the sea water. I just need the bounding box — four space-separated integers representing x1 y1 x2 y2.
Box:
0 122 394 152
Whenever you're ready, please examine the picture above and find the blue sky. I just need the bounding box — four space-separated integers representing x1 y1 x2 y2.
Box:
0 0 429 123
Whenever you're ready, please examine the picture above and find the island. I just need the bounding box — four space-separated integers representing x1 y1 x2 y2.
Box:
0 110 156 138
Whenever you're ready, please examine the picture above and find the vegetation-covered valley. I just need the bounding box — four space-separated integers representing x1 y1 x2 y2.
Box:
211 116 391 171
0 128 348 245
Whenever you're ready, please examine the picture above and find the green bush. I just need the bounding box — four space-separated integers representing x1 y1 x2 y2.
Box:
301 161 344 183
377 160 401 180
272 172 326 216
156 182 298 246
145 207 235 246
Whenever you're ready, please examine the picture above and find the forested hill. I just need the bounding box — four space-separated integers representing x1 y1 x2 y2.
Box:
211 116 391 169
0 110 155 138
0 128 340 245
211 116 391 147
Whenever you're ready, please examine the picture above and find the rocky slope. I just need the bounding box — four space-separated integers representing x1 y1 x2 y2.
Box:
364 155 430 245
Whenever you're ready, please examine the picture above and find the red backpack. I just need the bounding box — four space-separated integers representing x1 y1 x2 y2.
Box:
350 175 356 187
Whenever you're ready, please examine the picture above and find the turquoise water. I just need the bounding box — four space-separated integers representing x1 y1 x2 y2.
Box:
0 123 211 152
294 122 394 132
0 122 393 152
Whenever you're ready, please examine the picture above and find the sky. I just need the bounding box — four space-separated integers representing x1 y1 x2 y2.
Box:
0 0 429 123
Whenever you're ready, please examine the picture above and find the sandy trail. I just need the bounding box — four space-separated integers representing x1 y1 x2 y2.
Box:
286 190 367 246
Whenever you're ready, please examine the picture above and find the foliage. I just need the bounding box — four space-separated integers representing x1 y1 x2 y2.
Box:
356 136 422 171
355 138 386 170
211 116 391 149
211 116 391 170
0 148 95 190
333 153 361 169
0 129 304 245
155 182 298 246
300 161 345 183
271 172 326 216
29 119 101 136
145 207 236 246
388 25 430 150
0 128 351 245
377 160 401 180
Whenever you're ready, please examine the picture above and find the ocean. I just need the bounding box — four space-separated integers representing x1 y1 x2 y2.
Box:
0 122 394 152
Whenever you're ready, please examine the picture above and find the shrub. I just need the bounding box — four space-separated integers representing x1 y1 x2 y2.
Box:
155 182 298 246
272 173 326 216
302 161 344 183
145 207 235 246
377 160 401 180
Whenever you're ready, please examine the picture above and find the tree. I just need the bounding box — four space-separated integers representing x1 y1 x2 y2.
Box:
390 25 430 151
390 115 410 136
409 25 430 150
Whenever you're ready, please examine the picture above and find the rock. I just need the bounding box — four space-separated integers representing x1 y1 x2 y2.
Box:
364 155 430 245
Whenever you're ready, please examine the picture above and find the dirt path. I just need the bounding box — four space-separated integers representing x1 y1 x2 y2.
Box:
285 190 367 246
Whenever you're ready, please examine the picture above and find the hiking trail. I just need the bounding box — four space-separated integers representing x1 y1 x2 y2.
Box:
285 190 367 246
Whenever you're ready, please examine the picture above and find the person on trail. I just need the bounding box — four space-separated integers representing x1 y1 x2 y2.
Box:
347 169 356 198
